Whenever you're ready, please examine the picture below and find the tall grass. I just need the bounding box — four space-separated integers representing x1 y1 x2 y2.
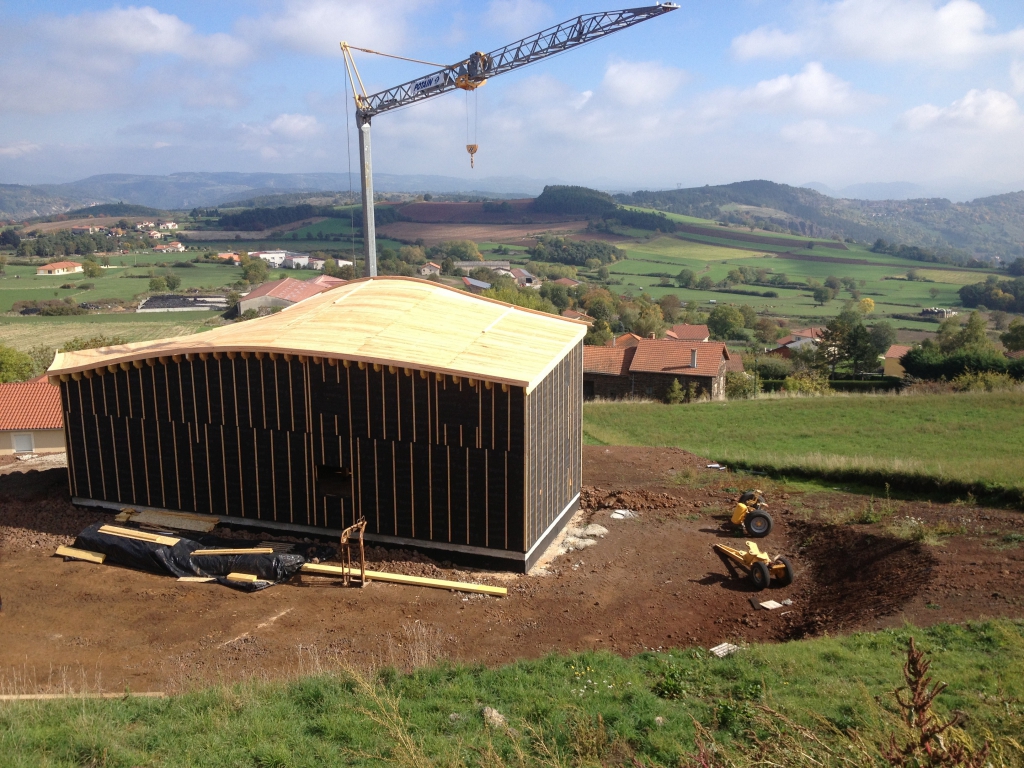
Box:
1 622 1022 766
583 392 1024 503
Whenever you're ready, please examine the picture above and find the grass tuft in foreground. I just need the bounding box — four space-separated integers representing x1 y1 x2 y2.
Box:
1 622 1022 766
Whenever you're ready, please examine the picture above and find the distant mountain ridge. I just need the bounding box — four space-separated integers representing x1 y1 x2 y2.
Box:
0 172 555 219
4 173 1022 262
617 180 1024 262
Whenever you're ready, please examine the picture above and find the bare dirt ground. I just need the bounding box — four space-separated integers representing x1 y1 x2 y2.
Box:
1 447 1022 694
377 221 588 247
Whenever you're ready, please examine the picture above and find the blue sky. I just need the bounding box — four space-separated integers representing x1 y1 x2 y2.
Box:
1 0 1023 199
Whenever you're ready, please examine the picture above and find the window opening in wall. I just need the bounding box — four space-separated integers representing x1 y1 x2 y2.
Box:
12 434 34 453
317 465 353 498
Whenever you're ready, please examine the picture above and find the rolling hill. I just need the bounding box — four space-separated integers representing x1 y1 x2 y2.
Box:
616 181 1024 263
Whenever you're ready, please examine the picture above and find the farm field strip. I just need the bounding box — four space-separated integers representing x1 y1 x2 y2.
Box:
0 314 219 352
582 393 1024 493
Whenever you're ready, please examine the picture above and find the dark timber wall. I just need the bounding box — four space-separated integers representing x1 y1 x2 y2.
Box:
60 343 582 571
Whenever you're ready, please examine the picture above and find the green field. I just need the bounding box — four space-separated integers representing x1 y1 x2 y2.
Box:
601 233 993 331
1 621 1020 766
583 392 1024 500
0 313 221 354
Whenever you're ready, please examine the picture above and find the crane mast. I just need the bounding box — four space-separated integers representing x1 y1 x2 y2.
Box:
341 4 679 277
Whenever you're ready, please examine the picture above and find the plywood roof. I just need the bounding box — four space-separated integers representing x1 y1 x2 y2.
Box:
48 277 588 392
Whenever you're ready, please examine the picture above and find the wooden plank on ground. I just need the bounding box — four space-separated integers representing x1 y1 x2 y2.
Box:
177 576 217 583
225 572 259 583
55 545 106 564
190 548 274 556
300 562 507 596
0 692 166 701
131 509 219 533
98 525 179 547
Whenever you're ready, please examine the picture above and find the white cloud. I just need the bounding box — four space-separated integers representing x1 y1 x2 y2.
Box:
0 7 248 115
485 0 552 38
731 27 804 60
601 60 687 107
779 119 874 144
40 6 249 66
732 0 1024 65
0 141 41 158
1012 61 1024 95
704 63 873 121
899 88 1022 130
269 114 325 139
239 0 420 57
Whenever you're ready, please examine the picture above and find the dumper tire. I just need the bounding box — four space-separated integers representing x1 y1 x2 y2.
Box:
750 561 771 591
775 556 794 587
744 511 773 538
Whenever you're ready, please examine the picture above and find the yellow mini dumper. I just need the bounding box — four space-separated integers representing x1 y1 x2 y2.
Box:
730 490 773 538
713 541 794 591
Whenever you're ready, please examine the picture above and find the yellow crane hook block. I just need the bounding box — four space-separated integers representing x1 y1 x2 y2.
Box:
466 144 478 168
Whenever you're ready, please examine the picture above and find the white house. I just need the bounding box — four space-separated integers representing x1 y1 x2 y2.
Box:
158 222 178 230
36 261 84 276
419 261 442 276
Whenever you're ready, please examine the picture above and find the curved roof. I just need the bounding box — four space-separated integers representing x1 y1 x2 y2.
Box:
48 276 588 392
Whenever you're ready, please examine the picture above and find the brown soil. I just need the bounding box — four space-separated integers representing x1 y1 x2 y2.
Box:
395 200 591 226
1 447 1022 694
377 221 588 247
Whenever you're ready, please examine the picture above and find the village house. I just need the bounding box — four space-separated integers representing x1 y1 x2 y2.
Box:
768 327 824 358
36 261 83 276
665 324 710 342
583 339 731 401
158 222 178 230
461 276 491 294
236 277 340 314
154 241 185 253
419 261 442 276
0 376 65 455
552 277 581 288
511 268 535 287
883 344 912 378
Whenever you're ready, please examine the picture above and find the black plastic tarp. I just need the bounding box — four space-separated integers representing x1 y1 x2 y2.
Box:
71 523 329 591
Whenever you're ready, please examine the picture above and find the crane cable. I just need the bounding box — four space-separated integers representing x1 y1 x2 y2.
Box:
466 90 479 169
343 66 355 259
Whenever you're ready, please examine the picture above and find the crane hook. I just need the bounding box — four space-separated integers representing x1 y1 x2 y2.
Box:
466 144 478 168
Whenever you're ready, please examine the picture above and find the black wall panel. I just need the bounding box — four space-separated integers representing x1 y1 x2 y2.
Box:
59 343 572 561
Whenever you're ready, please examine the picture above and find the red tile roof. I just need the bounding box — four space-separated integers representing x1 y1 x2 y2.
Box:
552 277 580 287
0 378 63 431
561 309 593 323
885 344 913 359
309 274 346 287
605 333 643 348
242 277 333 303
629 340 729 378
666 324 710 341
37 261 82 272
583 346 636 376
777 327 824 346
1007 350 1024 360
726 354 745 373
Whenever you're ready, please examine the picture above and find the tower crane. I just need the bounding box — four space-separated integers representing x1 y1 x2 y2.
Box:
340 4 679 277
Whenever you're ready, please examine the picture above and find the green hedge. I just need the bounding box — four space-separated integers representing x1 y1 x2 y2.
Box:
758 378 902 393
902 347 1024 380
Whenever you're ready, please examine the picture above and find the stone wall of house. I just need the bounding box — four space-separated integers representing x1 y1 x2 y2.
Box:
583 368 725 402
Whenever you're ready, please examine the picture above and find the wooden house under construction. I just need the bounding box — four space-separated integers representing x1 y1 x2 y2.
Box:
47 277 586 571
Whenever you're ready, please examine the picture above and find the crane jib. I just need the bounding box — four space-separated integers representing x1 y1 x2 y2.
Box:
357 4 678 118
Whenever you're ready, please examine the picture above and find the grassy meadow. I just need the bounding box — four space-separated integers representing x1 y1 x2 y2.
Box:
583 392 1024 500
2 621 1021 767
